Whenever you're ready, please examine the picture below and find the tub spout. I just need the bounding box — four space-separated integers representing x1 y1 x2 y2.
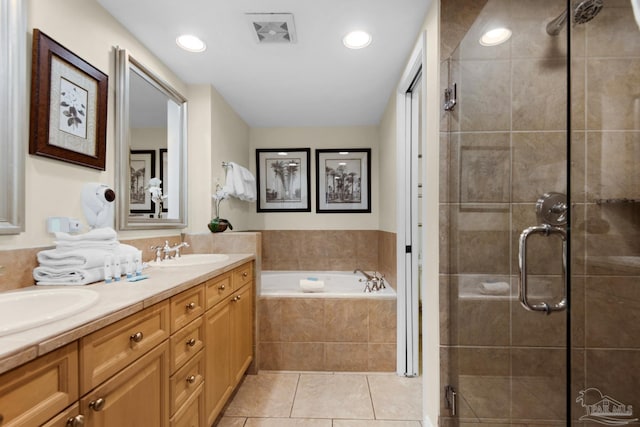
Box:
354 269 374 281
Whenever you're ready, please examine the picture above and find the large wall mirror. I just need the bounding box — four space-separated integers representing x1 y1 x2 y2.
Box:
115 48 187 230
0 0 26 235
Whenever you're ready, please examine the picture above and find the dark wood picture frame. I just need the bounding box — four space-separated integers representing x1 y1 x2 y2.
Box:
316 148 371 213
29 29 108 170
256 148 311 212
129 150 156 214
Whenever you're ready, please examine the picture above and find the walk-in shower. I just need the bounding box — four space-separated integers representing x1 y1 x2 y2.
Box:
546 0 604 35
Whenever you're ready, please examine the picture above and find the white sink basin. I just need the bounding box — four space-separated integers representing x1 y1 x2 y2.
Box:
0 288 99 337
149 253 230 268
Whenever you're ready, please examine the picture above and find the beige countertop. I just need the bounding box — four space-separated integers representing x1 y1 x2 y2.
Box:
0 253 254 375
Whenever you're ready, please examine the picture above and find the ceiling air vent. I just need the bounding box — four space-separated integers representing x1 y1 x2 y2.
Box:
246 13 297 44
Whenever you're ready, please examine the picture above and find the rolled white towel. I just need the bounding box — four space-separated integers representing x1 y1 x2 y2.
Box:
300 279 325 292
54 227 117 242
479 281 510 295
34 266 104 286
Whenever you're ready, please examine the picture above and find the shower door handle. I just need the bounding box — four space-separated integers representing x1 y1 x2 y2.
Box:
518 224 568 314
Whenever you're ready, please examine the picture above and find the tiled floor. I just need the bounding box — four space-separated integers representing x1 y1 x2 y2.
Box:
216 371 423 426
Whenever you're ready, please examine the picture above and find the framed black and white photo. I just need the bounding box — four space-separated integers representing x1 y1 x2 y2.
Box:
29 29 108 170
316 149 371 213
159 148 168 212
256 148 311 212
129 150 156 213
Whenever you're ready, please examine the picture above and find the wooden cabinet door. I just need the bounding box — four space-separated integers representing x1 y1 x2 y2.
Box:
0 342 78 427
230 284 253 386
204 301 231 426
80 341 169 427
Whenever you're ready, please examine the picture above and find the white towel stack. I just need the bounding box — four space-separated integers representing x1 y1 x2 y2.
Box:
34 227 139 286
223 162 257 202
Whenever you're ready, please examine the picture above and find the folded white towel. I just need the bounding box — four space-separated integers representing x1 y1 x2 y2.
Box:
223 162 257 202
632 0 640 29
34 266 104 286
37 244 139 270
54 241 119 251
479 281 510 295
300 279 325 292
54 227 117 242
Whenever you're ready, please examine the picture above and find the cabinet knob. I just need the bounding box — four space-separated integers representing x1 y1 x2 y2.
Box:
186 302 196 310
89 398 106 412
236 295 241 301
186 338 196 347
66 415 85 427
0 414 4 424
186 375 196 384
218 284 226 291
130 332 144 343
242 272 248 278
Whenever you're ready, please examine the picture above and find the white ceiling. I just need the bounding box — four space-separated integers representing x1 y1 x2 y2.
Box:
97 0 430 128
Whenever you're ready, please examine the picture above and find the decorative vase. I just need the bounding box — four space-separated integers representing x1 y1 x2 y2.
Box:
208 217 233 233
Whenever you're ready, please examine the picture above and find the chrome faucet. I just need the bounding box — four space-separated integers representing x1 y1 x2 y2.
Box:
163 240 190 259
354 269 386 292
354 269 375 281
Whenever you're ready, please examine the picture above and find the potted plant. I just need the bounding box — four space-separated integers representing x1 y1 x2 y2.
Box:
209 187 233 233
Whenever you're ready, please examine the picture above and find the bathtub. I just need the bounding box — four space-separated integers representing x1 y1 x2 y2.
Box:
258 270 397 372
261 271 396 299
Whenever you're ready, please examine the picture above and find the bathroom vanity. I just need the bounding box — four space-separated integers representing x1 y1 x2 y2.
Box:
0 255 254 427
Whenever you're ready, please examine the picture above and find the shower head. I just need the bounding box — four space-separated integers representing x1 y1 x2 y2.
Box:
546 0 604 36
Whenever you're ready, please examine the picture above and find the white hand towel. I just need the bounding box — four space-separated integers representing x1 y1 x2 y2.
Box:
34 266 104 286
54 227 117 242
54 241 120 251
223 162 257 202
37 244 139 269
633 0 640 30
300 279 325 292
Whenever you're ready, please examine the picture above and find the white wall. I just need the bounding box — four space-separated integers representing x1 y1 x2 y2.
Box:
249 126 380 230
378 92 397 233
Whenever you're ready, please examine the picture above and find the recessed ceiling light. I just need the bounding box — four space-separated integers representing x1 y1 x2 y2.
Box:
342 31 372 49
278 152 288 156
339 151 349 155
479 28 512 46
176 34 206 52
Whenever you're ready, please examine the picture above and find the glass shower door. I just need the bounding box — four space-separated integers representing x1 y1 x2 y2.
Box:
440 0 640 425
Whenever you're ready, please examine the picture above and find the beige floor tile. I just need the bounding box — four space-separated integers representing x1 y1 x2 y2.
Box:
333 421 422 427
224 372 300 417
368 375 422 420
216 417 246 427
244 418 332 426
291 374 374 419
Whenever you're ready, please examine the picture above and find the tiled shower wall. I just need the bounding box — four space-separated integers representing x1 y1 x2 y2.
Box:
260 230 397 289
439 0 640 424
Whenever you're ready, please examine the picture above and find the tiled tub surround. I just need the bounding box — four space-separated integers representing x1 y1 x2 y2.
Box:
0 253 254 374
258 286 397 372
260 230 397 289
439 0 640 424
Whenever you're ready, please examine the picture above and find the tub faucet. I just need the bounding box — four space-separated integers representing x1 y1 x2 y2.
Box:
354 269 375 281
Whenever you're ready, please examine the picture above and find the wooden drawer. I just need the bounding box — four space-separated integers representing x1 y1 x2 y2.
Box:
170 317 204 374
205 271 232 309
41 403 81 427
81 341 169 427
0 342 78 427
80 301 169 393
232 262 253 290
170 350 204 416
170 383 204 427
170 285 205 333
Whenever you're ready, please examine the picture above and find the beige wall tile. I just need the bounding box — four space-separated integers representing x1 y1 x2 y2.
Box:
459 60 511 131
281 299 325 342
258 342 282 371
0 247 42 291
458 133 510 203
586 132 640 201
586 4 640 57
587 59 640 130
280 342 325 371
368 300 397 343
586 350 640 415
324 343 369 371
258 298 282 342
324 299 368 343
367 343 396 372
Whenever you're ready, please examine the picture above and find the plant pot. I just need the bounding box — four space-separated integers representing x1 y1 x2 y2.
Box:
208 217 233 233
